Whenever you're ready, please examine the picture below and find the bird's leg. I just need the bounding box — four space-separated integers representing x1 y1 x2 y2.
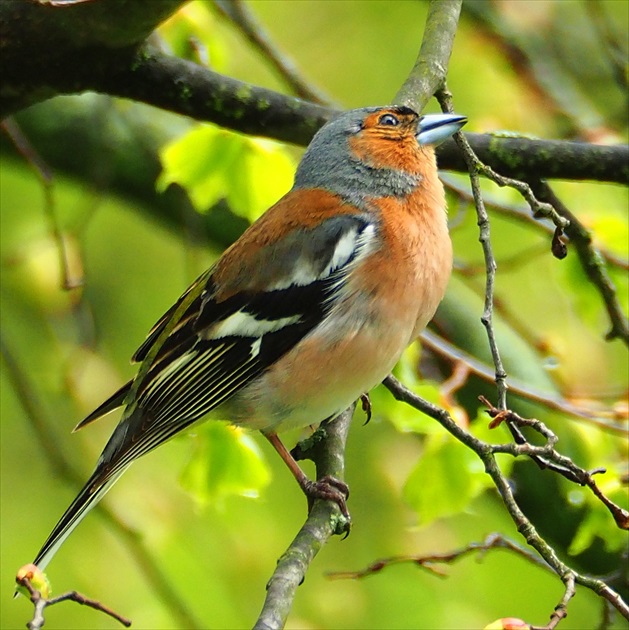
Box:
264 432 350 519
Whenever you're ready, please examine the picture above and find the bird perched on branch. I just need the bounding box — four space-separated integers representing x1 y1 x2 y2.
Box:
31 105 466 571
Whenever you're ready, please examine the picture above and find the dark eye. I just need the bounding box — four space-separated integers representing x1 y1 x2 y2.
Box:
378 113 399 126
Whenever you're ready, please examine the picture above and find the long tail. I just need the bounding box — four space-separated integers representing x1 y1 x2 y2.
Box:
33 465 128 571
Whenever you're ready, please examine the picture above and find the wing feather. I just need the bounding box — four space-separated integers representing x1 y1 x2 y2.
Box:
92 214 378 472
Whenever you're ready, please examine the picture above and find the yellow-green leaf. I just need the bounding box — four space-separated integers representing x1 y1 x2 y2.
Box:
158 125 296 221
180 422 271 506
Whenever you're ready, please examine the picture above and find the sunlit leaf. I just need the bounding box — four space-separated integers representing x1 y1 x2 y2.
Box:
404 432 489 524
157 125 296 221
180 422 271 506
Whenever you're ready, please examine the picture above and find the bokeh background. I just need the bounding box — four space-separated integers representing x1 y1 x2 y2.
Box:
1 1 627 628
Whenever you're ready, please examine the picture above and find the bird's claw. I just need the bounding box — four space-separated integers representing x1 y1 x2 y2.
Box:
360 393 372 425
302 475 351 522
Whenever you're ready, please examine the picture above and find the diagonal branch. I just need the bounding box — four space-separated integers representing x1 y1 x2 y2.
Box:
253 410 353 630
212 0 332 105
394 0 463 112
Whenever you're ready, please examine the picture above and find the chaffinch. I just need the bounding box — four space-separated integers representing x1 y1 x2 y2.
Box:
31 105 466 571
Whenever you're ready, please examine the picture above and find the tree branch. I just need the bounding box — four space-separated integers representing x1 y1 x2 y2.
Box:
254 410 353 630
327 533 551 580
480 397 629 530
438 132 628 185
17 571 131 630
212 0 332 105
394 0 462 112
2 0 626 184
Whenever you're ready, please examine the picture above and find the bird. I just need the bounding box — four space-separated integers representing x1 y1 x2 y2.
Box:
30 105 466 572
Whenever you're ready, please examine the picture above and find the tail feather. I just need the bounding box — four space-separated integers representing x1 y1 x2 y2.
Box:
33 465 128 571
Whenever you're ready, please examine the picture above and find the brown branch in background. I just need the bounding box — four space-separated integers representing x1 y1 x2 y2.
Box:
0 334 204 630
213 0 332 105
439 361 471 413
328 532 551 580
382 374 629 621
420 330 628 434
442 175 629 271
17 571 131 630
394 0 462 112
437 86 509 410
1 118 83 290
528 180 629 345
330 532 577 630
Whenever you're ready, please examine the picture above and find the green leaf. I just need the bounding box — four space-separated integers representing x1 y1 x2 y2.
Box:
180 422 271 506
403 431 490 524
157 125 296 221
403 413 515 525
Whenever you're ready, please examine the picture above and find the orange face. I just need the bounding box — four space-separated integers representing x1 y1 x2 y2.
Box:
348 108 427 173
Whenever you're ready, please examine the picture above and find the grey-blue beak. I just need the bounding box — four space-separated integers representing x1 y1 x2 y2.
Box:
416 113 467 146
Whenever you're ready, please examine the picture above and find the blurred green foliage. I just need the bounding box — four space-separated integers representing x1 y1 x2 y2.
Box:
1 1 627 629
158 125 296 220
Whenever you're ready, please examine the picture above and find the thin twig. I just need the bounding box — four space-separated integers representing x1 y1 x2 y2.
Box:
213 0 331 105
437 86 509 409
1 118 83 290
0 334 204 630
17 574 131 630
328 532 551 581
480 396 629 530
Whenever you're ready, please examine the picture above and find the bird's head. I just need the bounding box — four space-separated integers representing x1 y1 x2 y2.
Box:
294 106 466 199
